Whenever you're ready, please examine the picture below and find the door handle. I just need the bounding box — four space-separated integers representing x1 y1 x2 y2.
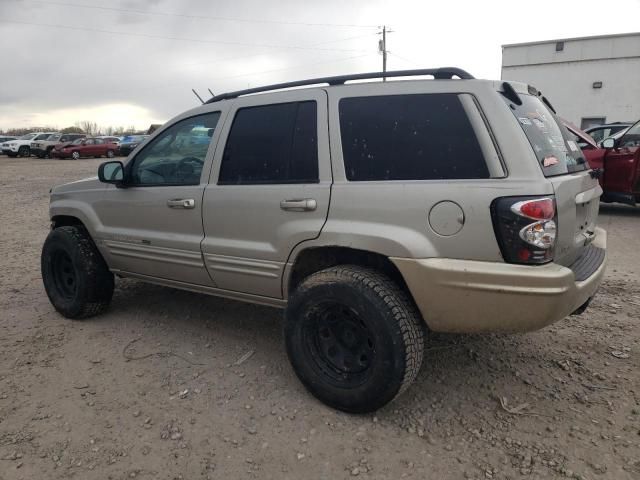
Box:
280 198 317 212
167 198 195 209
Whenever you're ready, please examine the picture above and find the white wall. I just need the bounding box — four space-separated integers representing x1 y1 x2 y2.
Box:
501 34 640 126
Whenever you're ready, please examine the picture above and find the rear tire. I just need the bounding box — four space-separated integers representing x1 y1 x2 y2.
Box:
41 226 114 319
18 146 30 157
285 265 425 413
106 150 115 158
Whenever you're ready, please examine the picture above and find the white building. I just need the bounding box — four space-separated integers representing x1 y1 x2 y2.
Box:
501 32 640 129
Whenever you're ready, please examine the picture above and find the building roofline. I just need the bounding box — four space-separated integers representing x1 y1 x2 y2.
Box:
502 31 640 49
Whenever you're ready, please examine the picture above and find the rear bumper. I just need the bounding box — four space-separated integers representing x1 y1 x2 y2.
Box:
391 227 607 333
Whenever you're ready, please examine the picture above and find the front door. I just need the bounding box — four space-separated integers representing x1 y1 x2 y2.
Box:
94 111 223 286
603 120 640 195
201 91 331 298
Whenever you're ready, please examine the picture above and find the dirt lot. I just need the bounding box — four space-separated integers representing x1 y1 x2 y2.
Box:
0 156 639 480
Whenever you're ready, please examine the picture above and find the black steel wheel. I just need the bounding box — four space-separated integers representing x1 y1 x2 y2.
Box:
41 226 114 319
285 265 425 413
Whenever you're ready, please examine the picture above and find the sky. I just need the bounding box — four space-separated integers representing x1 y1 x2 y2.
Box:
0 0 639 131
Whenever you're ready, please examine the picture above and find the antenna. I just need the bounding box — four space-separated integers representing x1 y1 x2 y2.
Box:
191 88 205 104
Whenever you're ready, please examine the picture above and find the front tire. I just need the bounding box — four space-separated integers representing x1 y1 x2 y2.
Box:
71 151 80 160
41 226 114 319
106 149 115 158
285 265 425 413
18 146 30 157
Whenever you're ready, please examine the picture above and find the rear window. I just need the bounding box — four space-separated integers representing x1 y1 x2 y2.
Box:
339 93 489 181
504 94 587 177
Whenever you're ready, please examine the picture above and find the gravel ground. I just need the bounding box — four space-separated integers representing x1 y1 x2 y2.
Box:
0 156 639 480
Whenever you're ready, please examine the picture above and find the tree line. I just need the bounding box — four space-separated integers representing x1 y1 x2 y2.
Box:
0 121 152 137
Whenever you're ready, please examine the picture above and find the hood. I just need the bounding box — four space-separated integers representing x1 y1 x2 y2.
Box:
54 142 74 150
51 176 103 194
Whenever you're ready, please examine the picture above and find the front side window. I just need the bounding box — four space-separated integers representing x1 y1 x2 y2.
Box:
129 112 220 186
339 94 489 181
219 101 318 185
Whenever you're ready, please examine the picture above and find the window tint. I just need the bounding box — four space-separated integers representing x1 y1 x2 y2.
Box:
129 112 220 186
84 139 94 145
219 101 318 184
95 138 104 144
339 94 489 181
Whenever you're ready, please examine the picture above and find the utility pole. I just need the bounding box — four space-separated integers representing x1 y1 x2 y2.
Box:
378 25 392 81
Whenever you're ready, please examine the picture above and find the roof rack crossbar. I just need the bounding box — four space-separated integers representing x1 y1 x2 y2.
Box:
205 67 474 104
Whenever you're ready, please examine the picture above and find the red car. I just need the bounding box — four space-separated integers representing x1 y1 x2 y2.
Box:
564 120 640 206
51 137 118 160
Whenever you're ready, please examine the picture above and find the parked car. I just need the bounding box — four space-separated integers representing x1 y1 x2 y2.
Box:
96 136 121 145
0 136 17 148
564 120 640 206
41 68 606 413
2 132 56 157
117 135 148 156
50 137 118 160
585 122 632 144
31 133 86 158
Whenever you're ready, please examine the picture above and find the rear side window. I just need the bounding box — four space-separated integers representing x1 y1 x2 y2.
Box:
503 93 587 177
339 93 489 181
219 101 318 184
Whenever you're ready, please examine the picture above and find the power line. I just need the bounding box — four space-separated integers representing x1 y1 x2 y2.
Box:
389 51 419 67
104 53 376 96
22 0 379 29
2 19 370 53
47 32 378 85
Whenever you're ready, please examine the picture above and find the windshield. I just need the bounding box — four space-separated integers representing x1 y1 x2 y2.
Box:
19 133 37 140
503 93 588 177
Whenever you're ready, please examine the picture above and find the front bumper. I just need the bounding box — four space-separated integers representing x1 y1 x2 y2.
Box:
391 227 607 333
2 146 18 153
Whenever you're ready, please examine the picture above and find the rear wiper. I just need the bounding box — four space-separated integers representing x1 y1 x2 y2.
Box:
500 82 522 105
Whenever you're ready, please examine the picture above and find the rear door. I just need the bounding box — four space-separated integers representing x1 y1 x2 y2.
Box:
602 121 640 195
505 94 600 266
201 90 331 298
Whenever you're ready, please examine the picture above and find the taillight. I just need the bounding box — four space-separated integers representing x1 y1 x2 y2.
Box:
491 196 557 265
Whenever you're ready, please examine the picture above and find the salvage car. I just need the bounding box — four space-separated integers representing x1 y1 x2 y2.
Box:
31 133 86 158
41 68 607 413
565 120 640 206
51 137 117 160
117 135 148 156
2 132 56 157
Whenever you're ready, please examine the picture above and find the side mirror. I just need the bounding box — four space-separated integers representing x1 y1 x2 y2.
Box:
98 161 125 185
601 138 615 149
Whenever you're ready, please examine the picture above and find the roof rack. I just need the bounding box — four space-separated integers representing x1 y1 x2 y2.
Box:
205 67 474 104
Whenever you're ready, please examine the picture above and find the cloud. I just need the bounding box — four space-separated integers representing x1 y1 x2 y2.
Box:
0 0 638 130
